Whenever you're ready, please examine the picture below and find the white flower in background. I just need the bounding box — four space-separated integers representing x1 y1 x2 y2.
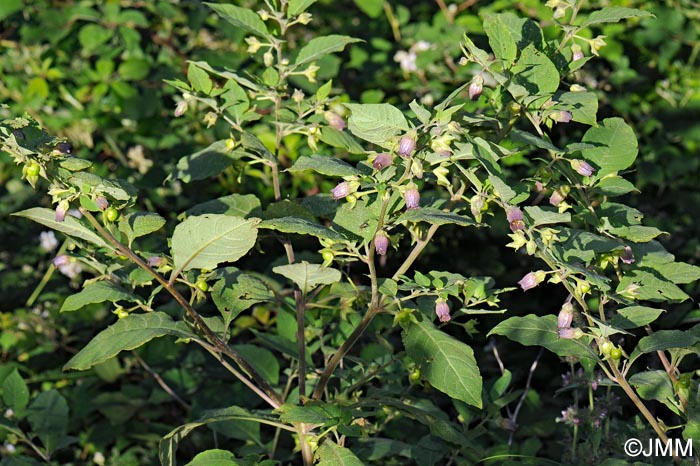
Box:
394 50 417 73
52 255 83 279
39 231 58 252
413 40 431 52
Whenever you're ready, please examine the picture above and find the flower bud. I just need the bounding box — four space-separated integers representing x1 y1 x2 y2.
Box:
518 270 546 291
55 200 69 222
203 112 218 128
570 159 596 177
297 12 312 24
263 51 274 67
374 231 389 256
292 89 305 103
147 256 165 268
570 84 586 92
174 100 187 117
506 207 525 232
558 302 574 329
469 75 484 101
325 111 346 131
95 196 109 211
435 300 451 323
571 44 584 61
549 189 565 206
331 181 352 200
404 187 420 210
558 328 583 339
620 246 635 265
398 135 416 158
372 152 393 171
554 110 573 123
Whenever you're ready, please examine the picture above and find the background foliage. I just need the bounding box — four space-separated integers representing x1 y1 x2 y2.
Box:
1 0 699 465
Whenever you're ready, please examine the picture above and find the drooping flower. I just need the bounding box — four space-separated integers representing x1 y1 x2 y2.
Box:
374 231 389 256
331 181 351 200
620 246 635 265
39 231 58 252
570 159 596 177
372 152 393 170
469 75 484 101
95 196 109 211
52 255 82 279
558 327 583 340
506 207 525 232
398 135 416 158
324 111 346 131
558 302 574 329
174 100 188 117
571 44 584 61
518 270 546 291
554 110 573 123
549 189 565 206
404 187 420 210
55 200 69 222
435 300 451 323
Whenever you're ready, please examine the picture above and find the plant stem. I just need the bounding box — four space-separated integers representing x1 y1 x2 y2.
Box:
393 224 440 279
26 239 69 307
608 361 681 464
80 208 283 408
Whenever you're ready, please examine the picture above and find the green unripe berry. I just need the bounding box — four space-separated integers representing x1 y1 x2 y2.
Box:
196 280 209 292
26 162 40 177
409 368 421 383
321 251 334 263
610 347 622 360
105 207 120 222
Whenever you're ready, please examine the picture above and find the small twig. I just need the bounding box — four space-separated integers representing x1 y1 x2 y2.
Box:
132 351 191 412
508 348 543 446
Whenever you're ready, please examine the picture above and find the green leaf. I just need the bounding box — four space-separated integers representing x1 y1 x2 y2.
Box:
483 14 517 63
556 91 598 126
272 262 341 294
635 330 700 353
206 3 269 38
2 369 29 417
395 208 476 227
118 212 166 246
607 224 664 242
277 402 342 425
185 449 238 466
78 24 113 50
652 262 700 285
524 206 571 227
315 440 366 466
595 176 638 197
60 281 139 312
288 0 317 16
212 268 274 327
409 100 431 124
59 158 92 171
259 217 344 241
169 140 245 183
12 207 107 248
404 320 482 408
345 103 409 148
0 0 22 21
26 390 68 455
510 129 561 152
510 44 559 98
171 215 259 272
319 127 365 154
288 154 363 177
610 306 664 330
579 7 654 28
64 312 192 371
295 35 361 67
488 315 595 359
353 0 383 17
628 370 680 415
489 175 516 203
581 118 638 178
185 194 261 218
233 345 279 385
616 270 689 302
187 62 213 95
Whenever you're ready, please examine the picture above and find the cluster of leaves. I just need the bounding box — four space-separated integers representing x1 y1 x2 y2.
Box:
1 1 699 466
